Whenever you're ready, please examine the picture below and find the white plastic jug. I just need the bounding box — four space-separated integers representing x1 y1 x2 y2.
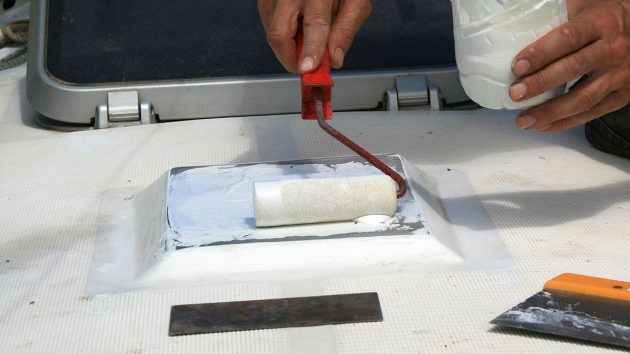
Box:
451 0 568 109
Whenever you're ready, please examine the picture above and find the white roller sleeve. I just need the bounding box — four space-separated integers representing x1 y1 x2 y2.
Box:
254 175 398 227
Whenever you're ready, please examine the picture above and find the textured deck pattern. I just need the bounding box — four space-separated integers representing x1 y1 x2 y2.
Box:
1 66 629 353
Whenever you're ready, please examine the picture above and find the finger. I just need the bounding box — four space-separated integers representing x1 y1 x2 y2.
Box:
540 90 629 132
566 0 598 18
300 0 334 73
265 0 301 73
257 0 272 31
328 0 372 69
515 73 611 130
511 11 600 77
510 39 609 101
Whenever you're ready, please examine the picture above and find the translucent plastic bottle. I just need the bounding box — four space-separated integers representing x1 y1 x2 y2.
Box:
451 0 568 109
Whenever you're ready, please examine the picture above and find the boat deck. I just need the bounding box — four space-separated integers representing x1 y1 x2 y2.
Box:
1 65 629 353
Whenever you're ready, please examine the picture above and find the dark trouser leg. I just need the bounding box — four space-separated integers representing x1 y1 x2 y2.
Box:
585 105 630 159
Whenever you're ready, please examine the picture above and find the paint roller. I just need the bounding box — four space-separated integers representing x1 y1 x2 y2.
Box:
254 31 407 228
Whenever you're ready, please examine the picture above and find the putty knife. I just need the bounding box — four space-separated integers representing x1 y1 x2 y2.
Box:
491 273 630 348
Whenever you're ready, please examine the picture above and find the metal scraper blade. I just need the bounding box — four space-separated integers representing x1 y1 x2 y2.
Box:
169 292 383 336
491 290 630 348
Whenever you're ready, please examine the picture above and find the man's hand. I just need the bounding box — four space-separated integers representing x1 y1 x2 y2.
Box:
257 0 371 73
510 0 630 132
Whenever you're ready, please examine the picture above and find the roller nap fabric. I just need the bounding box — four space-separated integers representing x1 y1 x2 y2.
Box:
253 175 397 227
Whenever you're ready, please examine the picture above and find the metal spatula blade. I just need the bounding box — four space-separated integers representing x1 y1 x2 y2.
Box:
491 273 630 349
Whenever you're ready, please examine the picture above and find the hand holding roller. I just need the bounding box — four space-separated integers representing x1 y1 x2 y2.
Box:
253 30 408 228
296 30 407 198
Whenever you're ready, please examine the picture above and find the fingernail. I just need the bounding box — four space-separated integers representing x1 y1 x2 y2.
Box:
516 114 536 130
334 47 344 67
300 57 314 72
510 83 528 101
512 59 530 76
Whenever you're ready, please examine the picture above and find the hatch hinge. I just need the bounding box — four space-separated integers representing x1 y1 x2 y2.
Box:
385 75 444 111
95 91 156 129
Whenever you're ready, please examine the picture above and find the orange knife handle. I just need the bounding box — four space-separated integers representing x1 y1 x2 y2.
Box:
296 30 333 120
544 273 630 302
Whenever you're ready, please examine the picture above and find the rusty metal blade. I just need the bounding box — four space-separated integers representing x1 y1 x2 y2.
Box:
491 291 630 349
169 292 383 336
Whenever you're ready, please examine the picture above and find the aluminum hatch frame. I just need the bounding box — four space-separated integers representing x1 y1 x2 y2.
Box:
26 0 469 129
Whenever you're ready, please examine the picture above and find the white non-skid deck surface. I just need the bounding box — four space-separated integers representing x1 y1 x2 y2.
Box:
1 65 629 353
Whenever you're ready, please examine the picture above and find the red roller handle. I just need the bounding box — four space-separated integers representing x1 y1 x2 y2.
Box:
295 29 407 198
296 31 333 120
